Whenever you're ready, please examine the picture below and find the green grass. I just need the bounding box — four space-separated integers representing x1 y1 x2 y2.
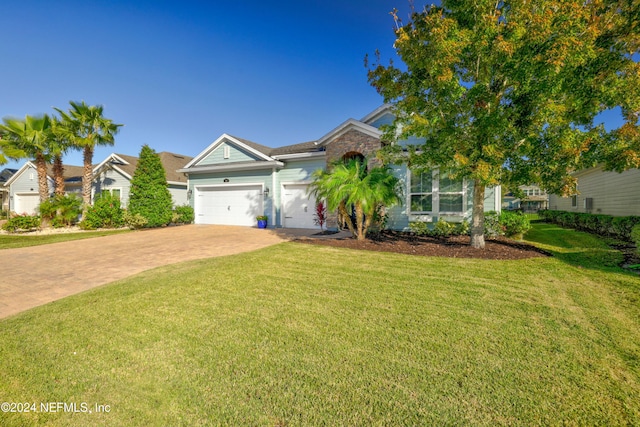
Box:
0 224 639 425
0 229 130 250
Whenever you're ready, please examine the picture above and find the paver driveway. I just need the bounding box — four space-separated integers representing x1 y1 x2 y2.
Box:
0 225 301 319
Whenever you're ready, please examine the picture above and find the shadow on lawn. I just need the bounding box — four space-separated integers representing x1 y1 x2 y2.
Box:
524 222 637 274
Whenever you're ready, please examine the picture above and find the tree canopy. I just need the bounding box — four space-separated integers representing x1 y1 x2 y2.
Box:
368 0 640 248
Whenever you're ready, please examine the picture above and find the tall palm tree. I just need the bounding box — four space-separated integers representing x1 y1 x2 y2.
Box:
0 114 53 202
309 158 402 241
49 116 72 196
56 101 121 216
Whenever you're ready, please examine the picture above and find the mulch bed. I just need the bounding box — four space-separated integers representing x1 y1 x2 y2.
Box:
298 231 550 260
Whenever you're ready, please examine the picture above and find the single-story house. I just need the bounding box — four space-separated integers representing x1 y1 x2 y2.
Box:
179 105 502 229
93 152 193 207
548 166 640 216
503 185 548 212
4 151 193 215
0 168 17 211
3 163 84 215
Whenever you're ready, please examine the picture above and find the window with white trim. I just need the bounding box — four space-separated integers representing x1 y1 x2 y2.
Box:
438 171 464 213
409 169 465 214
409 170 433 213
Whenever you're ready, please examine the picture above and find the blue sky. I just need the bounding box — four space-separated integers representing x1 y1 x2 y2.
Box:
1 1 630 171
1 0 425 169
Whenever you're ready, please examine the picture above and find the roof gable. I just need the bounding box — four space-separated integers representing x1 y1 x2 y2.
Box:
315 119 382 147
184 134 274 168
94 151 192 184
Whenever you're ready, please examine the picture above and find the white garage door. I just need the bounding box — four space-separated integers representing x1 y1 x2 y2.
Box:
14 193 40 215
195 185 263 226
282 184 317 229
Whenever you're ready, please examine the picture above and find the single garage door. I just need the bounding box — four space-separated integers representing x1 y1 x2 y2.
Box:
195 185 263 226
14 193 40 215
282 184 317 229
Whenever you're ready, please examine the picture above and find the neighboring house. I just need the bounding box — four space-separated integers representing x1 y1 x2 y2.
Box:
548 166 640 216
93 152 193 207
3 163 83 215
5 151 192 215
0 168 17 211
503 185 548 212
179 105 502 229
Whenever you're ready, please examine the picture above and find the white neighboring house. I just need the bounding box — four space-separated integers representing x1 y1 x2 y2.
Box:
548 166 640 216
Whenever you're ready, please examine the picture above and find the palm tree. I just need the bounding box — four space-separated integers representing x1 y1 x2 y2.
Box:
0 115 53 202
309 158 402 241
56 101 121 216
49 116 72 196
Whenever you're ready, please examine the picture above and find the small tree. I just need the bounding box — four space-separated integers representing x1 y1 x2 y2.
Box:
309 158 402 241
128 145 173 227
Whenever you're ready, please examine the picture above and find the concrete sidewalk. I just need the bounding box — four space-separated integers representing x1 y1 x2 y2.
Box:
0 225 338 320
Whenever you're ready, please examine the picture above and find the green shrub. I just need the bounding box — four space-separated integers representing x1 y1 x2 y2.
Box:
2 214 41 232
540 210 640 241
431 219 455 237
454 220 470 236
38 194 82 228
123 210 148 229
409 221 430 236
499 211 531 238
81 192 124 230
484 211 502 238
632 224 640 255
173 205 195 224
128 145 174 228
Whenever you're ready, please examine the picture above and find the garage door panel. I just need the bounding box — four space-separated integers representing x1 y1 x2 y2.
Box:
195 186 263 226
14 194 40 215
283 184 317 229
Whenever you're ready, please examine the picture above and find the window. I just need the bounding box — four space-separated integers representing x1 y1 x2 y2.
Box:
438 171 464 213
409 169 465 214
223 146 230 159
410 170 433 213
571 195 577 208
99 188 122 200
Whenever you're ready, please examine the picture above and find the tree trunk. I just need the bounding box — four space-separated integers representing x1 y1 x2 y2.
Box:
338 201 357 238
34 153 49 203
53 155 65 196
470 179 486 249
355 203 366 241
81 146 94 219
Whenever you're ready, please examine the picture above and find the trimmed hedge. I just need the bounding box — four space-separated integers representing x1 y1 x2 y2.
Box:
539 210 640 241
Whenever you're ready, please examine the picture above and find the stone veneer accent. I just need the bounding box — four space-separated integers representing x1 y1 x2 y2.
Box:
325 129 382 168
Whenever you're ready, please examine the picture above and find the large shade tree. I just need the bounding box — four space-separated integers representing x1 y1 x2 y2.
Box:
0 114 54 202
56 101 121 216
368 0 640 248
309 158 402 241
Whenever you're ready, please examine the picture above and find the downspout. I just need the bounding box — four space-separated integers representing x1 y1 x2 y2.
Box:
271 166 277 228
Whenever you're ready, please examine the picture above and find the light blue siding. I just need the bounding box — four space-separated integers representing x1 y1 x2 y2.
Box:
10 165 50 194
198 142 262 166
169 184 188 206
94 168 132 207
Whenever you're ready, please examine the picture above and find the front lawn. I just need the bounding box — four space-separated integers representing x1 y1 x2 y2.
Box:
0 229 130 250
0 224 638 425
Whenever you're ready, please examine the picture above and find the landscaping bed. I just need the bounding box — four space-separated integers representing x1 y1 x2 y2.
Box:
299 230 549 260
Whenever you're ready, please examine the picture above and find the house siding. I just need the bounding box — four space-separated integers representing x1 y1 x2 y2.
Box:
93 168 132 207
169 184 188 206
548 166 640 216
198 142 262 166
8 165 53 213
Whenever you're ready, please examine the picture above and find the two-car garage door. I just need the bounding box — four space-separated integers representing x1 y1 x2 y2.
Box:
195 185 263 226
